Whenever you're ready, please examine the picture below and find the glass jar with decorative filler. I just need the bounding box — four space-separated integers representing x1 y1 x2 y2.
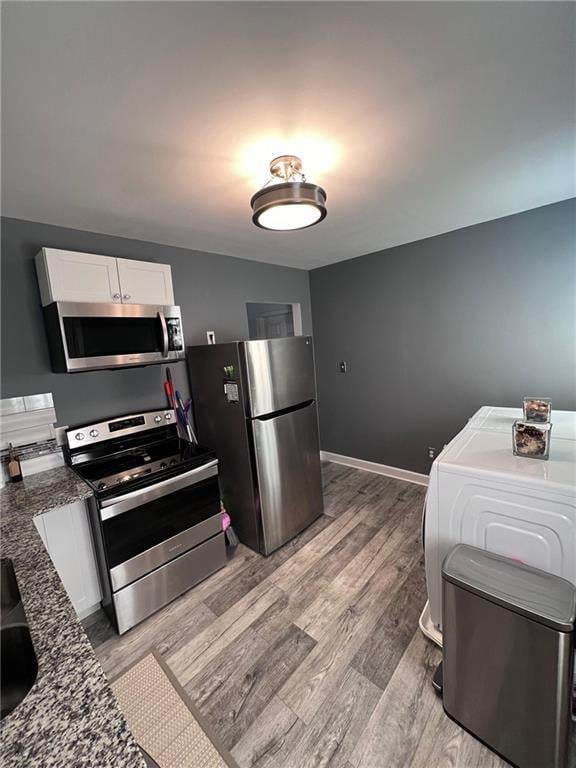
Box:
513 420 551 460
7 443 23 482
523 397 552 423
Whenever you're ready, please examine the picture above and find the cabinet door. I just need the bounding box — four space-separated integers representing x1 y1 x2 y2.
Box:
38 501 102 618
116 258 175 305
37 248 121 305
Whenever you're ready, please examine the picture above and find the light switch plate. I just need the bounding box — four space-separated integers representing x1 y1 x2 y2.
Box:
339 361 347 373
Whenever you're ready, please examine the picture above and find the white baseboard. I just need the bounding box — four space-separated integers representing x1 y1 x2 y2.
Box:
320 450 429 486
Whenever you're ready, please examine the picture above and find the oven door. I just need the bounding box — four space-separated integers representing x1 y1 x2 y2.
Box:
99 460 220 591
45 301 185 372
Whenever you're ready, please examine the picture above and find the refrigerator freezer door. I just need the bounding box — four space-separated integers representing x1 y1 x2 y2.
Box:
252 402 323 555
243 336 316 418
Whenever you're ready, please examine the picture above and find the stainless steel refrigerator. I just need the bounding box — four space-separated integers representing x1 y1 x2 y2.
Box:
187 336 323 555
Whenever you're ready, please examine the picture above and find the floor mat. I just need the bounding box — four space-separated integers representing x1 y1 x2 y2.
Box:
112 649 238 768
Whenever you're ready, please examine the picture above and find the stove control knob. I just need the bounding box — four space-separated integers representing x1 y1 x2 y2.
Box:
74 432 85 441
154 415 162 423
160 462 167 469
170 459 177 465
89 429 99 438
97 482 106 490
165 413 172 420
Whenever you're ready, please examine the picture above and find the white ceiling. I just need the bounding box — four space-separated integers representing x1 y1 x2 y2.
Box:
2 2 574 269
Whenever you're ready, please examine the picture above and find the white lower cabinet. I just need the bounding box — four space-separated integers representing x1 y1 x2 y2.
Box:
34 501 102 619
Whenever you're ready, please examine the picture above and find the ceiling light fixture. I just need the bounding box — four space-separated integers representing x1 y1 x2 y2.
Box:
250 155 327 231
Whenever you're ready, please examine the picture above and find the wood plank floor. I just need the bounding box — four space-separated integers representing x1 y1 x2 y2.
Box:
86 463 508 768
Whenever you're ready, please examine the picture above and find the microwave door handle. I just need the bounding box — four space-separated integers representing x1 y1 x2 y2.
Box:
158 311 169 357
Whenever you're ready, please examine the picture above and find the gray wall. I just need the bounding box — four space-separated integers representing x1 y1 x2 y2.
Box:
310 199 576 475
1 217 312 426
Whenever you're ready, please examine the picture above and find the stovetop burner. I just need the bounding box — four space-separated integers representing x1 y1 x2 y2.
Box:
64 409 216 499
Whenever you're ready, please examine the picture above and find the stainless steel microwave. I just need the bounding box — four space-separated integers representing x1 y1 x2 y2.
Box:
43 302 185 372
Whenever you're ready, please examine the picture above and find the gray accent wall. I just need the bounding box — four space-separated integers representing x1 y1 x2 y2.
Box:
1 217 312 427
310 199 576 475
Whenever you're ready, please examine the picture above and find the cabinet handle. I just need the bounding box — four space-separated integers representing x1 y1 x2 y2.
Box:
123 294 131 301
112 293 121 301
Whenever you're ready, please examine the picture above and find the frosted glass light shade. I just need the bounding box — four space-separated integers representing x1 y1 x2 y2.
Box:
257 203 322 231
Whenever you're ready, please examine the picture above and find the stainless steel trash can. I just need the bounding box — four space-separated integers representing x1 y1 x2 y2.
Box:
442 544 575 768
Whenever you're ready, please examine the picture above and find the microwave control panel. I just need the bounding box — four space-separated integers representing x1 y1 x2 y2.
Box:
167 318 183 351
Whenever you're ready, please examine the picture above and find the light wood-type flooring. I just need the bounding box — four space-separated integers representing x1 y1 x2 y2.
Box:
86 463 508 768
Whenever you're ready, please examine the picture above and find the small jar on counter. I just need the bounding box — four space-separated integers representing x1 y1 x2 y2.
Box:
7 443 23 482
523 397 551 423
513 420 551 460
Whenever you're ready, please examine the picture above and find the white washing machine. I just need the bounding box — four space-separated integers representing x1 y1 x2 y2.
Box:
421 407 576 646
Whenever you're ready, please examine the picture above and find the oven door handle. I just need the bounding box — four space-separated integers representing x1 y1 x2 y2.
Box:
99 459 218 521
158 311 169 357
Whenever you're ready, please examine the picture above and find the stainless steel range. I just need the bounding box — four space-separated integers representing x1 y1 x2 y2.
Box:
64 409 226 634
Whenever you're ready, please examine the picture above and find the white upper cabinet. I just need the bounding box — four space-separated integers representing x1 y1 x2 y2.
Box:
35 248 175 306
116 257 174 305
36 248 122 305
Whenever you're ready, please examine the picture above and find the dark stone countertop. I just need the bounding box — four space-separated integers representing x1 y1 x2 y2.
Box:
0 466 145 767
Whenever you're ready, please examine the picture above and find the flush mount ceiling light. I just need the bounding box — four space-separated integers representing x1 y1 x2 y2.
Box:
250 155 327 231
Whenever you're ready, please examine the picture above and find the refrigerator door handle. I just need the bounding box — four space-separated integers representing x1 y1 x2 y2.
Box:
253 400 315 421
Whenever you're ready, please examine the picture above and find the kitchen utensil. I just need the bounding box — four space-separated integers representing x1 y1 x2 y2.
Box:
175 389 197 444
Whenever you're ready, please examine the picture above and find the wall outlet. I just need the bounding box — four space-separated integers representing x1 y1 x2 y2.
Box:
339 361 347 373
428 446 436 459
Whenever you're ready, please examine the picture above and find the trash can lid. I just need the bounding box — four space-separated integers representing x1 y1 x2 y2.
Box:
442 545 576 632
